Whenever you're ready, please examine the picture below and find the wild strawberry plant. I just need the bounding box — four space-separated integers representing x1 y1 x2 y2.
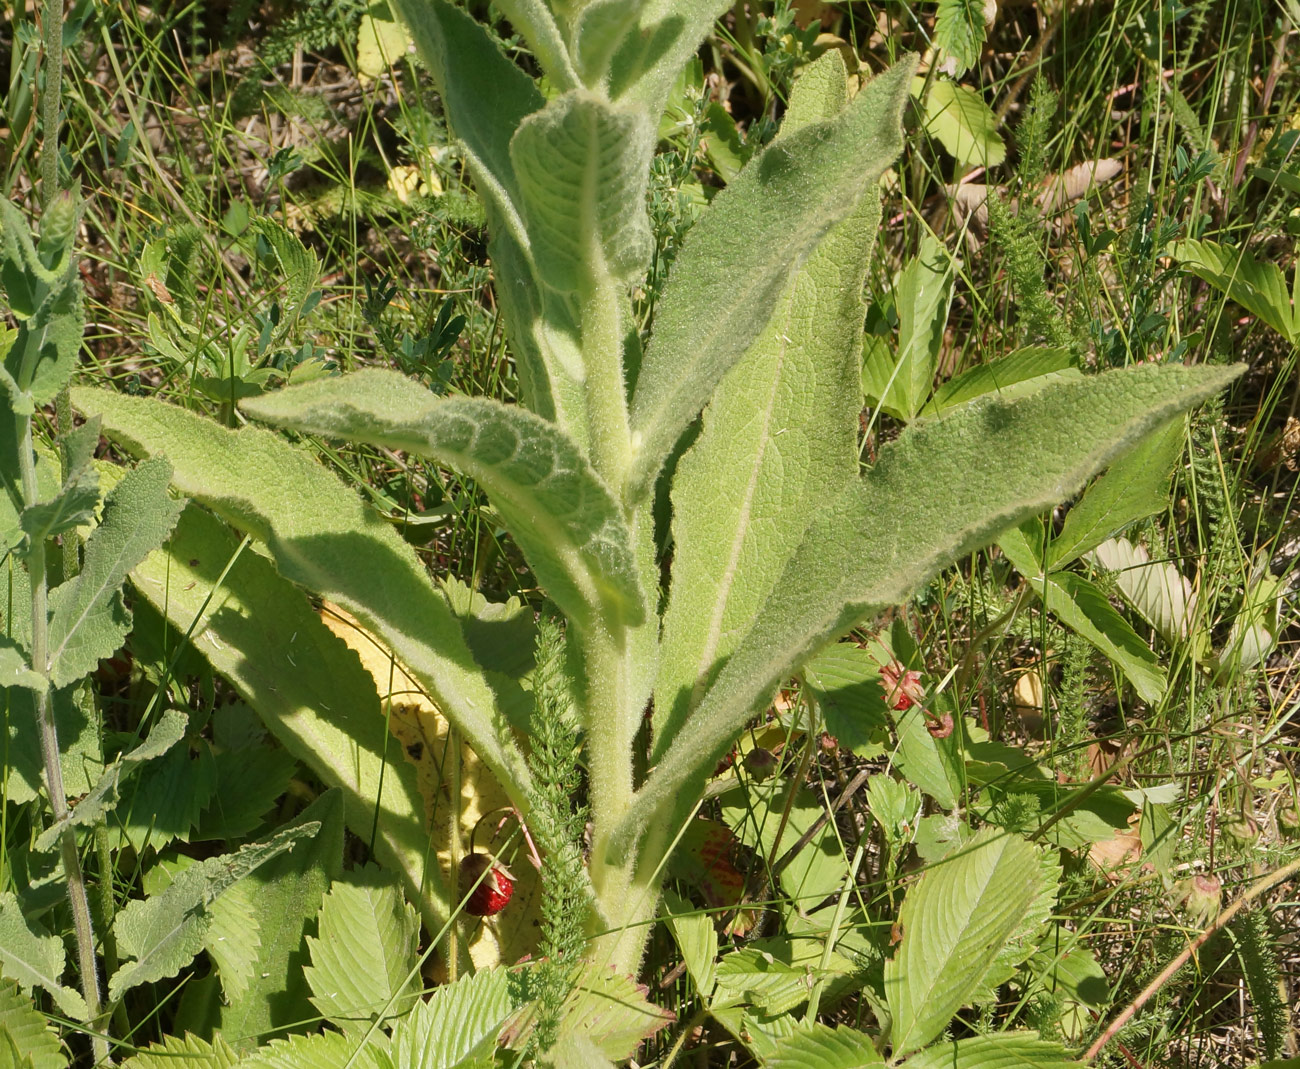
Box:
2 0 1248 1062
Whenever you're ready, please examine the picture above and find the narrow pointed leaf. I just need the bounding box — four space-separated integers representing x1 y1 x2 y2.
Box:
33 708 187 852
923 347 1078 416
1047 417 1184 568
620 363 1242 855
18 420 100 548
242 369 646 634
627 57 914 502
604 0 732 111
1032 571 1166 702
491 0 577 88
45 457 183 687
654 51 871 757
69 387 532 809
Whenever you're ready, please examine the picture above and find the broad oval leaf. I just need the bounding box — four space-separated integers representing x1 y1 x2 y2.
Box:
241 369 646 634
304 878 420 1031
918 78 1005 168
883 829 1042 1054
510 91 654 292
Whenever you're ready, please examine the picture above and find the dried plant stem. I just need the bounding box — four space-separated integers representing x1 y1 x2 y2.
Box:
1084 854 1300 1062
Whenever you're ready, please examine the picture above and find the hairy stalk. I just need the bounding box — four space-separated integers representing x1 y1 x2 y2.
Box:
579 261 634 493
17 418 106 1059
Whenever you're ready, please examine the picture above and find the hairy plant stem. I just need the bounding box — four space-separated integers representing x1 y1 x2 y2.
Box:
579 264 633 494
17 418 107 1060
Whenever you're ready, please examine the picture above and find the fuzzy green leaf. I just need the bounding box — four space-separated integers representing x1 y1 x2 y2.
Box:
128 507 443 931
621 363 1241 857
0 980 64 1069
241 369 646 634
33 708 187 853
2 683 101 807
45 457 183 688
0 201 85 406
920 79 1005 168
510 92 654 291
572 0 648 87
603 0 732 112
121 1034 242 1069
627 57 914 502
491 0 577 88
305 876 420 1031
18 419 100 549
654 50 873 755
1047 417 1184 568
899 1031 1080 1068
69 387 532 811
109 824 317 1001
767 1023 885 1068
0 893 86 1021
1170 239 1300 342
0 643 43 693
884 829 1042 1054
389 968 512 1068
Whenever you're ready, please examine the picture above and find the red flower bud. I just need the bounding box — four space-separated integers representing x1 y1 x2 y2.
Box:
459 853 514 917
879 660 926 711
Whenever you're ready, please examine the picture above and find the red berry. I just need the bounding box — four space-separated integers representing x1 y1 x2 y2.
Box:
458 853 514 916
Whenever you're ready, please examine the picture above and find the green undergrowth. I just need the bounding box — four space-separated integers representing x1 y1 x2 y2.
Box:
0 0 1297 1066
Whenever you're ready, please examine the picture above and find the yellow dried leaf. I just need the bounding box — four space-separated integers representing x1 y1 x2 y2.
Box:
320 602 542 971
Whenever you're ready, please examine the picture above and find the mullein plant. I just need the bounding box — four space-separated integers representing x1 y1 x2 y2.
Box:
67 0 1239 990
